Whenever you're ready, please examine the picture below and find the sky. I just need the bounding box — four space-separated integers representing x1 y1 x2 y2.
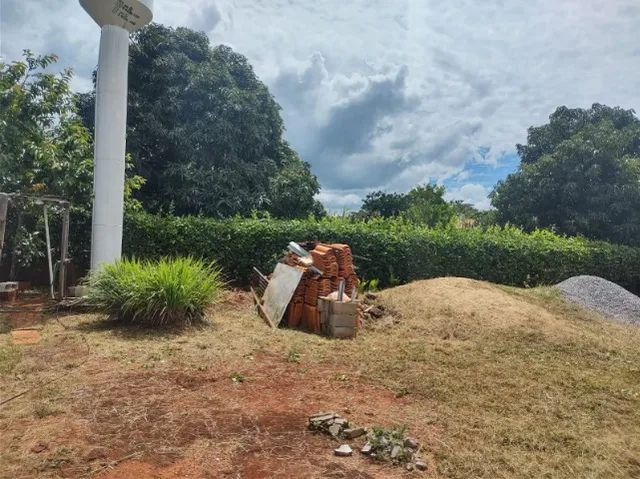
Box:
2 0 639 212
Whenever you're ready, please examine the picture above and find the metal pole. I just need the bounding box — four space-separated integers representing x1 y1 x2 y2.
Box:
9 210 23 281
0 194 8 268
59 205 70 300
43 205 55 299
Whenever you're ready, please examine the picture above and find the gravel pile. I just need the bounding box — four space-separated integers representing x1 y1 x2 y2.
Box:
555 275 640 325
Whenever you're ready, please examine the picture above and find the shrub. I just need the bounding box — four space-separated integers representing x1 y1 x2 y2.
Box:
123 212 640 294
88 257 224 326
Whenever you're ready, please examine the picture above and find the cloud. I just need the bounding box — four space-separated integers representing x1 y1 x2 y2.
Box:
445 183 492 211
2 0 640 212
188 4 222 33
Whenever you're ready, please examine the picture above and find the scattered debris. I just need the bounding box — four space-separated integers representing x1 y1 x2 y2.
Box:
308 411 349 436
343 427 366 439
334 444 353 457
308 412 427 470
328 423 342 437
404 437 419 449
366 425 422 466
364 305 384 318
359 293 399 328
30 442 49 454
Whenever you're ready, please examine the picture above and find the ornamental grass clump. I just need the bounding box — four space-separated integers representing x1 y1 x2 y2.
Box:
88 257 224 326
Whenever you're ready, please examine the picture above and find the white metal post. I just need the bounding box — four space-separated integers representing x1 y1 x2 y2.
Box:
43 205 55 299
90 25 130 271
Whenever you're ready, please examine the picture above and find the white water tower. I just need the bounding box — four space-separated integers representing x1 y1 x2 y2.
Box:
80 0 153 270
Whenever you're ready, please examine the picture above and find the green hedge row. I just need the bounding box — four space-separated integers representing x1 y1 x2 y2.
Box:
123 212 640 293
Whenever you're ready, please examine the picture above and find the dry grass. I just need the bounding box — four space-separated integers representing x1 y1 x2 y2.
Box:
0 280 639 478
365 278 640 478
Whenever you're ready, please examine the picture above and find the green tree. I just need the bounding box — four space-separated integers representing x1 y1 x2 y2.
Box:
78 23 321 218
359 191 409 218
1 51 93 205
403 184 455 227
358 184 455 227
266 144 325 218
450 200 497 228
1 51 142 269
491 104 640 244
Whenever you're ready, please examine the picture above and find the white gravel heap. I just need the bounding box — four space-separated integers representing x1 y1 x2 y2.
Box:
555 275 640 325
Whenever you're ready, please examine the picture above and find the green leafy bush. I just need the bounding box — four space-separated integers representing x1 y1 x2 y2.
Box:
88 257 224 326
123 212 640 293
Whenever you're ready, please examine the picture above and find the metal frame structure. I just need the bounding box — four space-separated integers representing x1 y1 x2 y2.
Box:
0 193 71 300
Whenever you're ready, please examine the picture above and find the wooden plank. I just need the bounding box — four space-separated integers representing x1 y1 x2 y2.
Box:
251 286 275 328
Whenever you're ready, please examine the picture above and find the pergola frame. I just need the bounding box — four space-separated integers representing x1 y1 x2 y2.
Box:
0 193 70 300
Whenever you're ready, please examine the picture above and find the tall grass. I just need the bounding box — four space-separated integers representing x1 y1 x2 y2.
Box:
88 257 225 326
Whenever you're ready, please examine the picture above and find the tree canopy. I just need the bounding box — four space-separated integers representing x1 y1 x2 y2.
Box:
491 104 640 245
0 51 144 269
1 51 93 206
78 23 323 218
358 184 456 227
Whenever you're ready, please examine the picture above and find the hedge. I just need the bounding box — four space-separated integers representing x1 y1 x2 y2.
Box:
123 212 640 293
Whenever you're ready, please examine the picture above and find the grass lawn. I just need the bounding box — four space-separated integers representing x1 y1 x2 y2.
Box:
0 278 639 478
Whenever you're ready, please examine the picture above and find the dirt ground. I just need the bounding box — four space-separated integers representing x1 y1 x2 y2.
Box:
1 279 640 478
0 291 428 479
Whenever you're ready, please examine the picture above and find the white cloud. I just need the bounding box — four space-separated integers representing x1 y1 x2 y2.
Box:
2 0 639 209
445 183 492 211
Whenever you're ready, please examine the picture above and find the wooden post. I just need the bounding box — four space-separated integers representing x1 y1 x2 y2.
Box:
0 194 8 269
58 204 70 300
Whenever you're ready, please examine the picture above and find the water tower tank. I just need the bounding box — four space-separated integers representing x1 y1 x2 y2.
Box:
80 0 153 31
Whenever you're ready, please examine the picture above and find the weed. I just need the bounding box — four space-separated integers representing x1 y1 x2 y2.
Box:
285 346 301 363
32 401 60 419
367 425 413 463
38 447 74 471
230 372 245 383
359 278 380 293
395 386 410 398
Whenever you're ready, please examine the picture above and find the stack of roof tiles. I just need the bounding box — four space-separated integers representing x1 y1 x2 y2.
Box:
331 243 358 293
280 242 359 334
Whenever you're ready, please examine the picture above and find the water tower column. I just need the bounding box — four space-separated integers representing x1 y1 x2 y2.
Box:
90 24 130 270
80 0 153 270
